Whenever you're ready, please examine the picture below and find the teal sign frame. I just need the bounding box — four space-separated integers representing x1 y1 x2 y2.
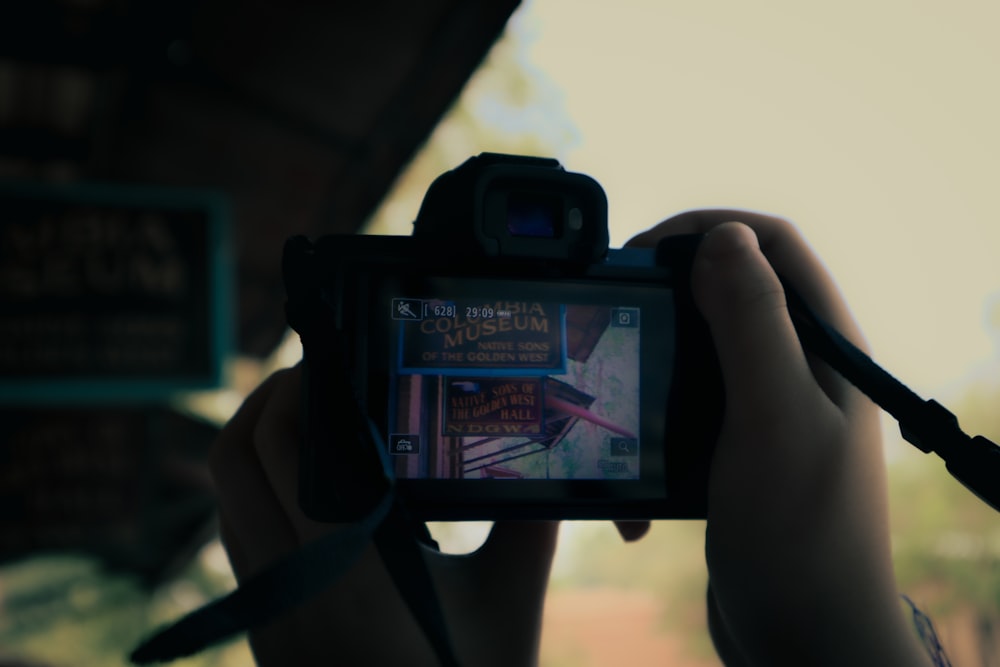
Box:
0 181 233 403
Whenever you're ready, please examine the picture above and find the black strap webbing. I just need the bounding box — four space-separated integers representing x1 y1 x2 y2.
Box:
783 280 1000 513
129 490 393 663
130 394 460 665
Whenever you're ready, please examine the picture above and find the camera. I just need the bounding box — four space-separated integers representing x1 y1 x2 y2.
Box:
284 153 723 522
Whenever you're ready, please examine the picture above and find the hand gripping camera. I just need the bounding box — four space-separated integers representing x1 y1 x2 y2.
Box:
283 153 723 521
132 153 1000 666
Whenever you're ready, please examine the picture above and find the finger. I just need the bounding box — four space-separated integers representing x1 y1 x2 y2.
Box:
627 209 866 352
695 223 851 538
209 372 299 577
253 365 333 544
706 583 750 667
475 521 560 568
691 222 826 425
208 369 279 483
446 521 559 650
419 522 560 657
218 511 249 583
631 209 868 406
470 522 560 594
613 520 650 542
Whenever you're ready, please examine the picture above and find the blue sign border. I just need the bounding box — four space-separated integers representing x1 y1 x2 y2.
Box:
396 305 568 377
0 180 234 404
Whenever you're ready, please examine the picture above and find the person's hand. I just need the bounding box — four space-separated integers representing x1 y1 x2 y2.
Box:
628 211 931 666
209 365 560 666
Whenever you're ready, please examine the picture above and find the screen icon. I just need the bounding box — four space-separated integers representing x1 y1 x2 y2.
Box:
392 299 424 321
609 437 638 456
389 434 421 455
610 307 639 328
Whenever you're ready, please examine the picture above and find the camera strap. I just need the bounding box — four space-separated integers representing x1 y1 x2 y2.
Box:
130 355 462 666
130 486 461 665
780 275 1000 513
129 489 393 663
661 232 1000 512
657 234 1000 512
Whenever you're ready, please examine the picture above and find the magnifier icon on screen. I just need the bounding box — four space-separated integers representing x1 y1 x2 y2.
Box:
610 437 637 456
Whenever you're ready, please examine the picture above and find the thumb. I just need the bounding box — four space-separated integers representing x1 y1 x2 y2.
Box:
691 222 817 425
475 521 560 571
471 522 560 593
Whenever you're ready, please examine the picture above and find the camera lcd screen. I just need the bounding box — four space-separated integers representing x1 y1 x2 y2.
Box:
377 277 673 492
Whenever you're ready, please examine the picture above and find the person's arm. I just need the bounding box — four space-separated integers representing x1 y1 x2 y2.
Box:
210 207 937 666
208 366 561 666
629 212 933 666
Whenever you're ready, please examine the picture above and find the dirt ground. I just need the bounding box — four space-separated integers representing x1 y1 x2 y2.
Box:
539 587 721 667
541 587 1000 667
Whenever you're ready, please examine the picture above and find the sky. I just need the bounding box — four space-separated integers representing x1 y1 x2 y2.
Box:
505 0 1000 402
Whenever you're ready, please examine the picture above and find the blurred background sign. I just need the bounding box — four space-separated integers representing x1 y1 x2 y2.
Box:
0 182 231 402
0 0 522 357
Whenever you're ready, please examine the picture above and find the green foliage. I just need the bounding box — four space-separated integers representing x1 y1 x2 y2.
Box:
888 374 1000 621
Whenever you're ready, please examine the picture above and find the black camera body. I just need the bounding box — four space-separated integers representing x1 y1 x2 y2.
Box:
284 153 723 522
